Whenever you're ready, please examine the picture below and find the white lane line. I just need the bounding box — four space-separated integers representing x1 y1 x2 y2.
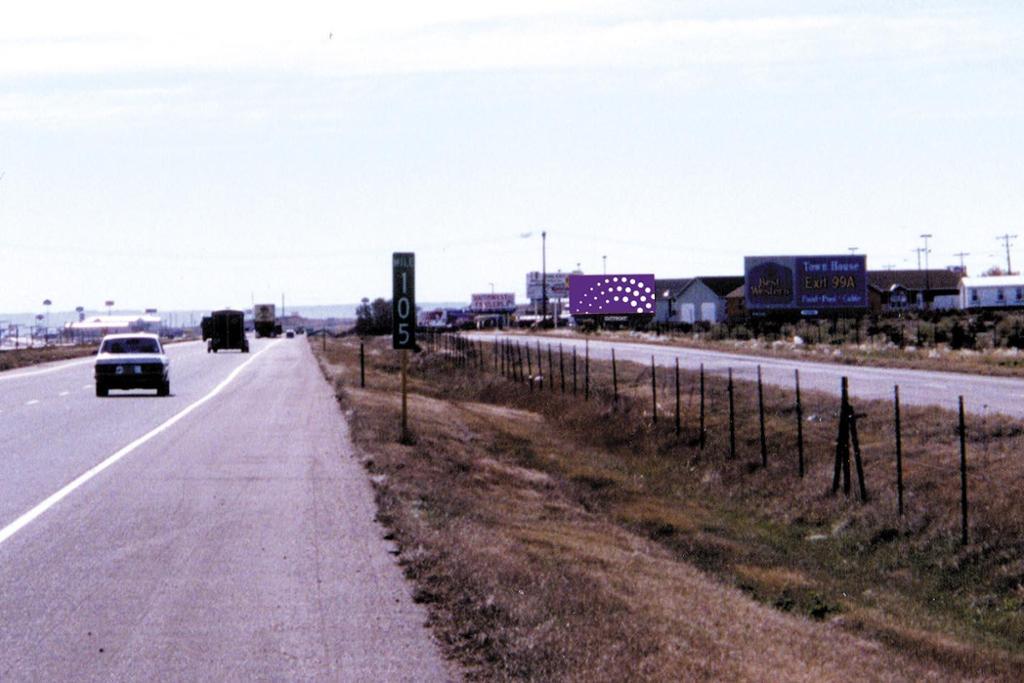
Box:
0 341 202 383
0 340 281 548
25 400 40 406
59 391 70 397
82 384 92 390
0 358 96 382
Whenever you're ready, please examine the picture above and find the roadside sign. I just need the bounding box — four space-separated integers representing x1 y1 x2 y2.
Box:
392 252 416 350
745 255 867 312
470 292 516 312
569 274 656 315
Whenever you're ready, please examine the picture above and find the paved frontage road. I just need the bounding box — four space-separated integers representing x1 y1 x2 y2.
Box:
478 333 1024 419
0 338 452 681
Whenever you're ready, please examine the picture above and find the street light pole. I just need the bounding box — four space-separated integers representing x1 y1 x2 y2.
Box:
43 299 51 346
602 254 607 275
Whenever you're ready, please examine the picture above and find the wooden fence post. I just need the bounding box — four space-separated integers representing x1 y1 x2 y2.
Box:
360 342 366 388
833 377 852 495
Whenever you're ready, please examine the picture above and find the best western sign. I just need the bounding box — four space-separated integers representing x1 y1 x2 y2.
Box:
745 255 867 311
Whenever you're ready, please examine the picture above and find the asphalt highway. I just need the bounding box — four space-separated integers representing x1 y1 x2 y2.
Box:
0 338 452 681
480 333 1024 419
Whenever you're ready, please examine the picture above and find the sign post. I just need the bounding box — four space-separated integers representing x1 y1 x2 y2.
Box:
392 252 416 442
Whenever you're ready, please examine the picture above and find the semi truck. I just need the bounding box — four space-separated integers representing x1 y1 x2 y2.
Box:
202 309 250 353
253 303 281 338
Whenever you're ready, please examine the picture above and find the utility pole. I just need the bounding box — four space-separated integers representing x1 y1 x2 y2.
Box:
913 247 926 270
953 251 970 274
541 231 547 327
920 234 933 309
602 254 607 275
996 234 1017 275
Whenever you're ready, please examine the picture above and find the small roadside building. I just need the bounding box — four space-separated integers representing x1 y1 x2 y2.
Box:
960 275 1024 310
725 285 746 321
654 278 692 323
867 270 962 313
656 276 745 324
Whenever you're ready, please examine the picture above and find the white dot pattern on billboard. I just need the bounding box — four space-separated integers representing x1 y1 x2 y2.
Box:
571 274 657 315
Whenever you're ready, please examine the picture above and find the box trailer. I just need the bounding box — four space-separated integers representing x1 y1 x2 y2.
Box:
202 309 249 353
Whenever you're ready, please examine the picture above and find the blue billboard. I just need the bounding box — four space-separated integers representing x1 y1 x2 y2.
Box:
745 255 867 312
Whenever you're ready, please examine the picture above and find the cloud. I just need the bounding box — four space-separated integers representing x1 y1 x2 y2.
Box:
1 3 1015 78
0 3 1018 128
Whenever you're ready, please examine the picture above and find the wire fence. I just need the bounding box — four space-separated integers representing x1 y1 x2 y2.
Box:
405 331 1007 549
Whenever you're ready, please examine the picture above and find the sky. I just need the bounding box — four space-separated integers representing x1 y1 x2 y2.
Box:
1 1 1022 314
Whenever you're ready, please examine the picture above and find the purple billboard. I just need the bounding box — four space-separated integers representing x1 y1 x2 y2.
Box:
570 274 656 315
745 255 867 311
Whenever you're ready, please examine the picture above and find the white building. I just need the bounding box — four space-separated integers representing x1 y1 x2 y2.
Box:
960 275 1024 310
65 314 162 336
655 276 745 324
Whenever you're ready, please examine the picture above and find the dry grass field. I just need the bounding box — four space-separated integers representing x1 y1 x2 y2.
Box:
314 334 1024 681
0 344 97 371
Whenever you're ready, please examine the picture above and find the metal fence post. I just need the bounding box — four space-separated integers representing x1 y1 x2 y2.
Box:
728 368 736 459
959 396 969 545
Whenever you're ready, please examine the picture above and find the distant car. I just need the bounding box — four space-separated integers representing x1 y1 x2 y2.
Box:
285 328 295 338
94 333 170 397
